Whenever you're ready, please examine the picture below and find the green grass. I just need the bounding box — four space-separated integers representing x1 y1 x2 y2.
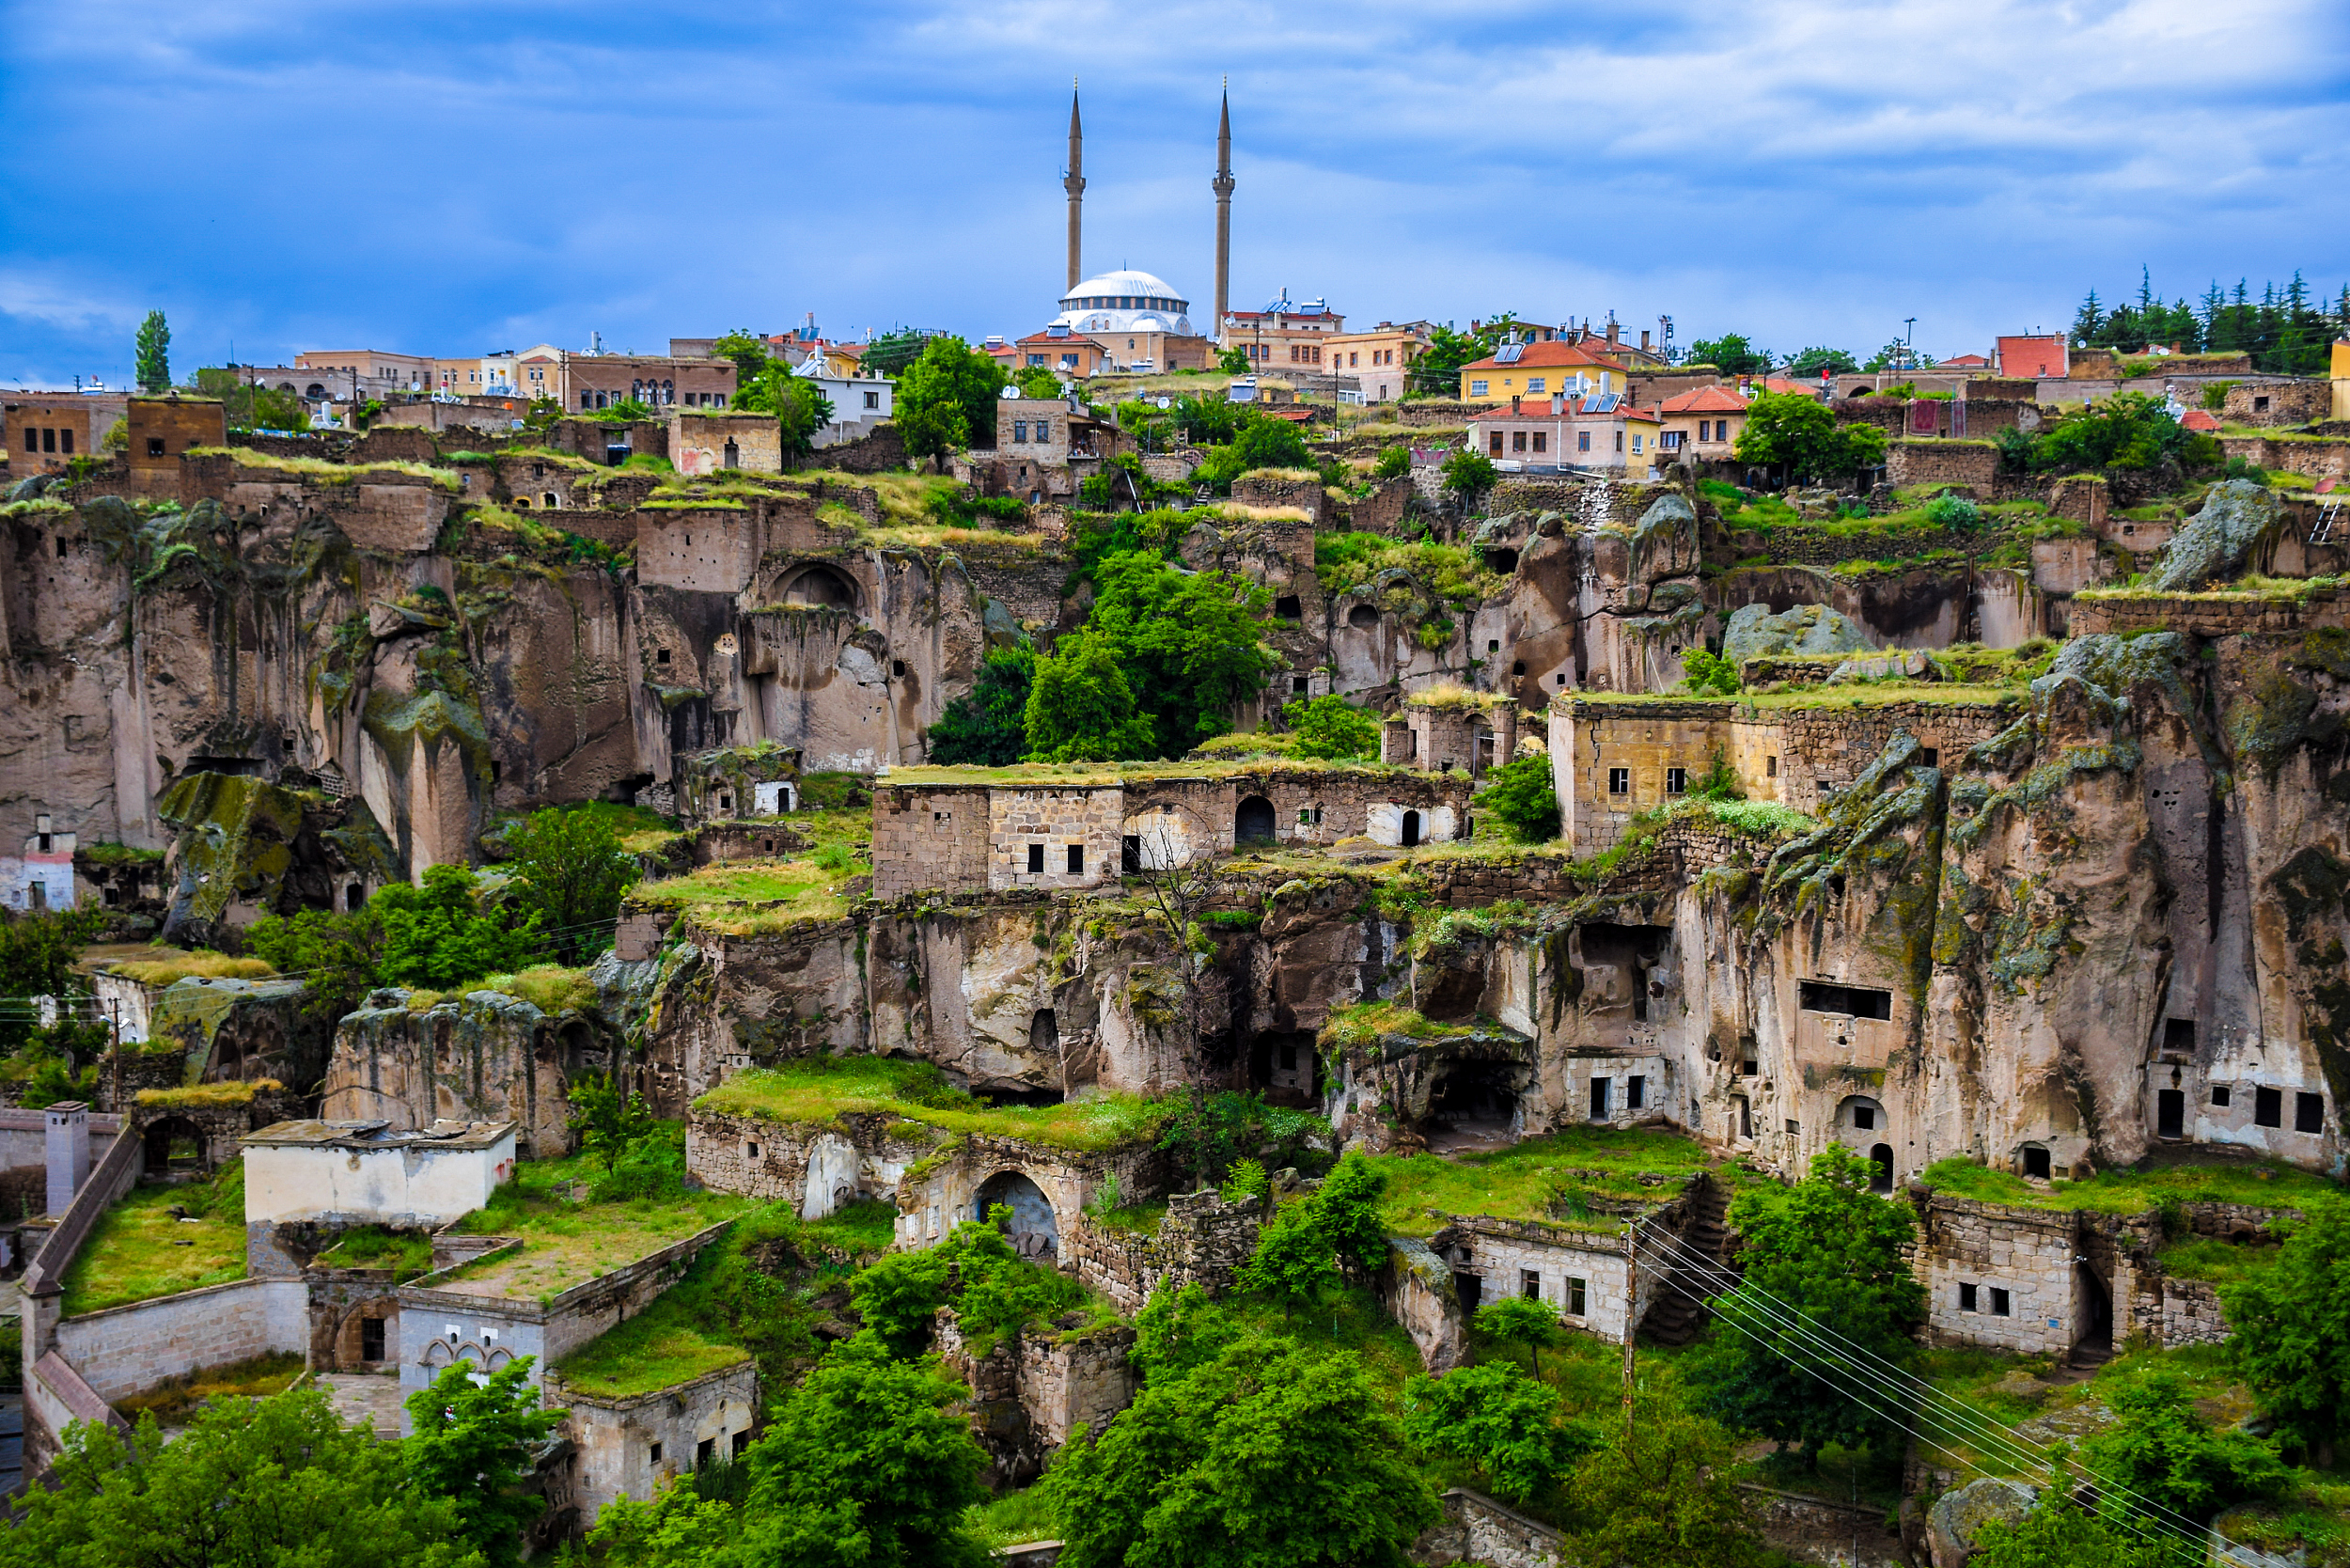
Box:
62 1163 248 1316
1918 1153 2344 1214
967 1486 1062 1549
472 964 596 1015
1573 682 2023 712
1370 1125 1714 1236
2154 1232 2283 1287
441 1146 752 1303
102 951 276 986
695 1057 1174 1153
114 1352 306 1425
313 1225 436 1280
627 857 855 933
1321 1000 1512 1049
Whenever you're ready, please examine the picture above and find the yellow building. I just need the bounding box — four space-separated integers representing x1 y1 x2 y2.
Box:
1457 340 1628 402
2332 338 2350 420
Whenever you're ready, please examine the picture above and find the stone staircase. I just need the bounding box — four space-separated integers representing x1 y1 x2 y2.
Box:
1641 1174 1735 1346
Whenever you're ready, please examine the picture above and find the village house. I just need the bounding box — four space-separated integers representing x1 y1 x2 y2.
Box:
6 394 124 474
1217 289 1345 369
1466 393 1664 479
1323 321 1435 403
1455 339 1627 403
1655 384 1754 462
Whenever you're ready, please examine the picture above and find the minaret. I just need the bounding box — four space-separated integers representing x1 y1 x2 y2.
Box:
1212 82 1235 337
1063 81 1086 292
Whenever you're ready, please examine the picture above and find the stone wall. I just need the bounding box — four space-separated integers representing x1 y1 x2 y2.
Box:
2161 1277 2231 1346
1430 1195 1693 1345
1910 1192 2161 1356
988 785 1126 894
547 1360 759 1530
1736 1484 1911 1568
871 784 994 899
2068 589 2350 639
1411 1487 1562 1568
53 1277 310 1404
2220 380 2331 428
1886 439 2001 494
685 1107 937 1217
934 1309 1138 1485
1230 474 1326 525
1347 476 1418 534
321 990 613 1157
1060 1190 1263 1314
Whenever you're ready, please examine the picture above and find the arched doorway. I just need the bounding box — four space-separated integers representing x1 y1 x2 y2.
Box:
335 1301 400 1369
143 1115 205 1177
1402 809 1422 847
975 1169 1059 1258
779 564 858 609
1869 1143 1894 1193
1235 795 1276 844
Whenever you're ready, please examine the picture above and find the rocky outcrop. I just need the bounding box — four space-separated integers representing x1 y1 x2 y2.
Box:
2148 478 2280 590
1722 601 1874 662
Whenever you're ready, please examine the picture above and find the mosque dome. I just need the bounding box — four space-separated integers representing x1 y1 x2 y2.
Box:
1053 268 1194 336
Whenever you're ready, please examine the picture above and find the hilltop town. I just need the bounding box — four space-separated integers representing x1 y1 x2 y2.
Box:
5 94 2350 1565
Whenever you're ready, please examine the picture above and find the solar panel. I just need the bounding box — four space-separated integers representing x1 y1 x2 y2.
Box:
1494 343 1525 364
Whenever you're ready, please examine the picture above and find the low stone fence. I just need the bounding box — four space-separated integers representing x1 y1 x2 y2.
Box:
54 1277 310 1405
1412 1488 1560 1567
1061 1190 1262 1314
2162 1277 2232 1347
2069 589 2350 638
1735 1483 1911 1568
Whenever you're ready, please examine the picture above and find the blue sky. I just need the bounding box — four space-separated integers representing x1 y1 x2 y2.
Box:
4 0 2347 388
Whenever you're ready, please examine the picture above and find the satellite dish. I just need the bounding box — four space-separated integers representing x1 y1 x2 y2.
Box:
1156 397 1172 410
1000 385 1020 399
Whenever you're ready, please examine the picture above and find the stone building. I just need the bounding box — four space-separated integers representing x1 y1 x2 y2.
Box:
1382 691 1519 781
240 1119 517 1229
6 393 125 474
547 1361 760 1526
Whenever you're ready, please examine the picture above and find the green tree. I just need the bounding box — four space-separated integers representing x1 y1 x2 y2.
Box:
2224 1195 2350 1462
2020 392 2201 475
134 310 171 393
1785 346 1859 379
1730 391 1888 485
6 1389 466 1568
1441 450 1496 509
1237 1196 1340 1306
1403 1360 1595 1506
402 1358 563 1568
1072 550 1278 759
1476 752 1560 843
1015 364 1063 400
1281 693 1380 760
926 644 1035 766
1374 444 1412 479
1217 345 1252 374
1474 1294 1566 1376
1022 633 1160 762
861 328 933 378
1968 1495 2175 1568
1679 648 1743 696
587 1479 740 1567
894 336 1005 468
1684 333 1772 375
1683 1145 1924 1466
1194 411 1317 493
373 864 544 990
1314 1149 1392 1274
710 329 771 383
564 1069 657 1171
1556 1403 1769 1568
731 1343 992 1568
2082 1371 2285 1526
0 905 106 1059
1047 1335 1439 1568
502 808 637 963
244 905 384 1029
732 368 835 464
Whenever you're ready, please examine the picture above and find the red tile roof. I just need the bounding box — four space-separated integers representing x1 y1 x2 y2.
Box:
1461 340 1626 373
2181 409 2222 431
1939 353 1992 368
1658 384 1749 414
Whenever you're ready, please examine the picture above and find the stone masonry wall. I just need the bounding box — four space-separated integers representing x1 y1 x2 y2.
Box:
989 786 1125 894
2161 1277 2231 1347
1885 439 2001 494
54 1278 310 1404
1412 1488 1563 1568
1061 1190 1263 1314
2068 590 2350 639
871 785 993 899
685 1107 938 1216
549 1360 760 1530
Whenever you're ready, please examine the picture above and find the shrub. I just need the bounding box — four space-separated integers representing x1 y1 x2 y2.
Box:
1923 494 1982 528
1281 694 1381 760
1476 753 1560 843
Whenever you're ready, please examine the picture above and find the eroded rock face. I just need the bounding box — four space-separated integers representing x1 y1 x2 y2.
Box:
1926 1477 2037 1567
1722 601 1874 662
2149 478 2279 590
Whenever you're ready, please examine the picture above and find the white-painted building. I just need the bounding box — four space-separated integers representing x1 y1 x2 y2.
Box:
242 1119 517 1228
791 357 894 447
0 812 77 913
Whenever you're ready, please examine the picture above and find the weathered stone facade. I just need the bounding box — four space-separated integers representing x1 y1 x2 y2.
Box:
934 1309 1139 1485
547 1360 760 1528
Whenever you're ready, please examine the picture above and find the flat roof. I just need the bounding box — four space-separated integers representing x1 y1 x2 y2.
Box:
242 1118 517 1152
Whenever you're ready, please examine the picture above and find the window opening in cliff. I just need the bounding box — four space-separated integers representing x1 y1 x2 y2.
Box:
1348 604 1380 629
2255 1087 2283 1128
1577 922 1668 1027
103 886 119 907
2158 1090 2186 1138
1919 748 1939 769
975 1169 1058 1256
1798 980 1891 1020
1292 677 1309 695
1122 835 1141 872
1869 1144 1893 1192
2211 1085 2230 1107
1250 1030 1319 1105
1401 810 1421 847
1512 661 1527 676
781 565 858 609
1427 1060 1521 1153
2296 1092 2325 1133
649 1442 663 1463
1237 796 1277 843
2163 1018 2196 1055
732 1430 749 1458
1029 1010 1058 1058
986 1087 1065 1108
345 883 367 911
1275 595 1301 619
2021 1144 2052 1180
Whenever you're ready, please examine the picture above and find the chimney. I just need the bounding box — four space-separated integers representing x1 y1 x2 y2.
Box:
46 1101 90 1216
1551 392 1565 415
1640 331 1652 352
1607 321 1621 345
1512 395 1521 414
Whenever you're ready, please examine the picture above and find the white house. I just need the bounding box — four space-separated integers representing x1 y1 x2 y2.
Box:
791 357 894 447
242 1119 517 1228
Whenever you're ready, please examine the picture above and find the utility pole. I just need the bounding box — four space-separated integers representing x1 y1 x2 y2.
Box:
1621 1220 1638 1435
107 995 120 1112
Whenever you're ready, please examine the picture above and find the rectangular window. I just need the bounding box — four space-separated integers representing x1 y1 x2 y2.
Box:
1665 767 1687 795
650 1442 664 1464
1735 1096 1752 1138
1578 430 1591 452
2255 1086 2283 1127
2211 1085 2231 1107
361 1316 386 1359
1662 431 1680 449
1527 376 1545 393
21 427 33 452
1608 766 1630 795
1011 420 1026 442
1785 1119 1800 1135
147 437 166 457
1614 431 1624 452
2296 1091 2326 1133
1632 434 1643 453
1989 1288 2011 1317
1532 431 1546 453
1590 1077 1611 1119
732 1430 750 1458
1521 1269 1541 1300
1027 843 1045 874
61 430 75 454
42 429 56 452
865 390 880 409
1470 380 1489 397
1765 755 1778 777
1067 843 1085 875
697 1437 716 1469
1512 430 1528 453
1627 1074 1645 1109
1959 1282 1978 1313
1698 420 1710 442
1566 1277 1587 1316
1853 1105 1875 1130
1797 980 1894 1020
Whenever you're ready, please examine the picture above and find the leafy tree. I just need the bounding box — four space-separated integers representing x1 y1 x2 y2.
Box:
502 808 637 963
1194 411 1316 494
1476 752 1560 843
1679 648 1743 696
1731 392 1888 486
2082 1371 2285 1526
894 336 1006 468
1046 1332 1439 1568
373 864 544 990
1556 1403 1769 1568
860 328 933 379
1281 693 1380 760
6 1388 465 1568
1315 1149 1392 1275
1070 550 1278 760
1684 333 1772 375
1238 1196 1340 1306
1404 1360 1596 1505
403 1357 563 1568
1374 444 1412 479
710 329 771 382
1217 345 1252 374
731 366 835 464
565 1069 657 1171
1014 364 1062 400
2016 392 2205 475
1683 1145 1924 1466
134 309 171 393
2224 1195 2350 1462
0 906 106 1058
1441 450 1496 508
587 1479 740 1568
1968 1495 2174 1568
1406 319 1514 396
926 644 1035 766
1133 1282 1246 1380
1785 346 1859 378
245 905 384 1028
847 1208 1083 1357
729 1343 992 1568
596 399 657 422
1022 633 1159 762
1474 1294 1566 1376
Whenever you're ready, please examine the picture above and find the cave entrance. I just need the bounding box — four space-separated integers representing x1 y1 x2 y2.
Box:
779 564 859 610
1869 1143 1894 1193
1426 1059 1521 1155
984 1086 1065 1108
2073 1265 2112 1363
1248 1029 1320 1107
1029 1010 1058 1056
1576 922 1670 1024
1236 795 1277 844
1401 809 1421 847
142 1115 205 1178
975 1169 1059 1259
